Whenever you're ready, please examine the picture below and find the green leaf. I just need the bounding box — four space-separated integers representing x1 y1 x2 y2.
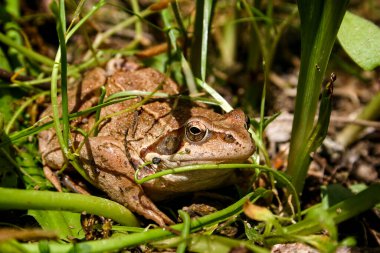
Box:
321 184 354 208
348 183 367 194
338 11 380 70
0 241 25 253
307 207 337 241
244 221 262 242
28 210 85 240
16 142 52 190
0 91 15 126
0 46 11 70
0 118 18 188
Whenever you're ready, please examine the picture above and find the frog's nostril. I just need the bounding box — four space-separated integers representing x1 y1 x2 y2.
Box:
224 134 235 143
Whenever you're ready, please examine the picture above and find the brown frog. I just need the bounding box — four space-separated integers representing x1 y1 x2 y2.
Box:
38 61 255 226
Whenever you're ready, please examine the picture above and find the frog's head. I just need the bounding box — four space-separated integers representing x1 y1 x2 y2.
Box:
140 108 255 169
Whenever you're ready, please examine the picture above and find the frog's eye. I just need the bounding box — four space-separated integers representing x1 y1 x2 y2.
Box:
185 121 208 142
244 115 250 130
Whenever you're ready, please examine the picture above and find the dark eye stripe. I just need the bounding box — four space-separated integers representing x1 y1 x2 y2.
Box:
140 130 183 157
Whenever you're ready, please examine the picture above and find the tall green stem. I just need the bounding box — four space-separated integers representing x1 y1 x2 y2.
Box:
57 0 69 147
286 0 349 194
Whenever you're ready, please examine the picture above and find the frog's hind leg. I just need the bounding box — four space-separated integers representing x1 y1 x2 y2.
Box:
79 137 174 226
39 133 92 195
102 173 175 226
39 131 66 192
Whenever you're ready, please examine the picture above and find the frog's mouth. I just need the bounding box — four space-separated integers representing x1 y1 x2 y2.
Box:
133 154 248 182
144 153 252 169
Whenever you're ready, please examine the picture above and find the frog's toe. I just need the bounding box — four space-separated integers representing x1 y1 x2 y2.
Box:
43 166 62 192
145 209 175 227
136 195 175 226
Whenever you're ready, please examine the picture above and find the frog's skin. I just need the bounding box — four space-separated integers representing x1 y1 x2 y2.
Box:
38 61 255 226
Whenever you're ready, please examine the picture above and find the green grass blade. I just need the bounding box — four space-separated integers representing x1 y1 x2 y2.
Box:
0 187 139 227
161 8 197 94
66 0 106 41
287 0 349 194
282 184 380 236
5 191 259 252
49 1 67 156
289 75 335 193
5 92 50 135
177 210 191 253
336 91 380 147
190 0 214 80
0 33 55 67
55 0 70 147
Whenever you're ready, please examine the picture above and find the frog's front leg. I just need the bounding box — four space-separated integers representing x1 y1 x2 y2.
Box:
78 136 174 226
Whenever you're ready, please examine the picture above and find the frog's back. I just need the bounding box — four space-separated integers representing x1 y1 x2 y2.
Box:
39 64 181 149
106 68 179 95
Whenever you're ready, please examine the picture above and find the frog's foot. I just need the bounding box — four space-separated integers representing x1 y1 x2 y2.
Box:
43 166 62 192
97 173 175 227
61 174 91 195
43 165 92 195
133 193 175 226
77 137 175 226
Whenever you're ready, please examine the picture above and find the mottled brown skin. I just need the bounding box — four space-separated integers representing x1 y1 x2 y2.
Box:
38 63 255 226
